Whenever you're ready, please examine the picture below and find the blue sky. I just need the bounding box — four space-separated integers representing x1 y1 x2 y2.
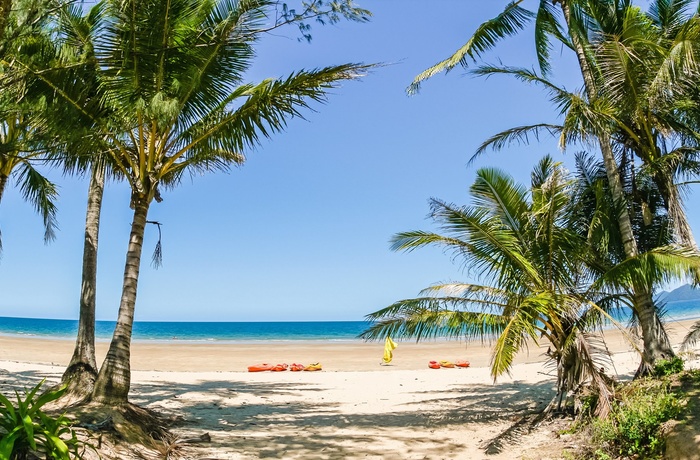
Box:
1 0 697 321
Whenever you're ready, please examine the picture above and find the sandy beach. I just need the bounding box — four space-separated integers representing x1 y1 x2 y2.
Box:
1 318 698 459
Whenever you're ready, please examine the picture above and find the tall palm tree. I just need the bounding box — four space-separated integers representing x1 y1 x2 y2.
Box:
570 151 691 356
5 1 114 402
19 0 369 404
407 0 690 373
590 1 700 250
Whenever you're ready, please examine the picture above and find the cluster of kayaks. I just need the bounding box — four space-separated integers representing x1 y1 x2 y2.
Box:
428 360 470 369
247 363 322 372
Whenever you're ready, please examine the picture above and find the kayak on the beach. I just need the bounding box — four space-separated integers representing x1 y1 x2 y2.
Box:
248 363 274 372
428 360 470 369
248 362 323 372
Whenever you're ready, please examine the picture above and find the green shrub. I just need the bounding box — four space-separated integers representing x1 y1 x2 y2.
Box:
590 379 684 459
0 380 82 459
652 357 684 377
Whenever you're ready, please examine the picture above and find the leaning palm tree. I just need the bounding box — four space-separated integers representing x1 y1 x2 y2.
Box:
18 0 369 405
362 158 617 414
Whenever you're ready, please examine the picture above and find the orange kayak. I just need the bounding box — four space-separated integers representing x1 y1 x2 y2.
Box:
290 363 305 372
455 360 470 368
271 363 289 372
248 363 274 372
428 361 441 369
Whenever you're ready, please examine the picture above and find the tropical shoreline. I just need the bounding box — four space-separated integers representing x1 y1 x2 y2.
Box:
1 317 697 372
1 318 699 459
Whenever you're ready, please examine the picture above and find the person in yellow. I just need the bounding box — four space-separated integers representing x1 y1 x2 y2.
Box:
382 337 398 364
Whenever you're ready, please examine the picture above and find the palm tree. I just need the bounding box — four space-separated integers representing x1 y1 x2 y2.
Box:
570 151 693 357
363 158 618 414
407 0 689 373
0 0 59 254
590 1 700 250
3 1 113 402
18 0 369 405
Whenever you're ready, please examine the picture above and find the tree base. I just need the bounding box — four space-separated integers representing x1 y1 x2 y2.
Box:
66 402 180 460
49 362 98 409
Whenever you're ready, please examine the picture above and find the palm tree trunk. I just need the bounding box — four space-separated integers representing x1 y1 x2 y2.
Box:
559 1 674 373
654 175 698 250
92 197 150 405
0 173 7 203
60 164 105 403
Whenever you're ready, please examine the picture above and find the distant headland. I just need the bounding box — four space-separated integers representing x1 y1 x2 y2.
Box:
658 284 700 303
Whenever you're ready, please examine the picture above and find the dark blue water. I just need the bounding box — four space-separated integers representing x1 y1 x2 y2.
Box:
0 317 371 342
1 300 697 343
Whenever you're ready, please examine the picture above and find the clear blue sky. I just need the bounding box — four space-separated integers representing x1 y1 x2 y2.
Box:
0 0 696 321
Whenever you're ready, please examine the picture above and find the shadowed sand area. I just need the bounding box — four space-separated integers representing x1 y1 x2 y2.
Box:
1 318 698 459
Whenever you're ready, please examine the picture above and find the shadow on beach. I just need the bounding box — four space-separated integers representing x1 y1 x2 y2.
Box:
0 362 644 460
0 366 566 459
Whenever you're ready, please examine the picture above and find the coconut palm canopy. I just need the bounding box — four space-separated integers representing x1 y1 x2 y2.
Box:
5 0 371 403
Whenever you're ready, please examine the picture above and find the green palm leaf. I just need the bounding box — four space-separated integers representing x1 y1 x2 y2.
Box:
407 1 534 95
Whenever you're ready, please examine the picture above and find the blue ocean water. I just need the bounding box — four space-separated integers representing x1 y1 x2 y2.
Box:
662 299 700 321
1 300 698 343
0 317 371 343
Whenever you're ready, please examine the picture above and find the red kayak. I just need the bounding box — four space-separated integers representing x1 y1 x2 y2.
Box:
247 363 274 372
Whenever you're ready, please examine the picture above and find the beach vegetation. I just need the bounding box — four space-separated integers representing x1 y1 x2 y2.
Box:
579 375 686 459
652 357 685 377
406 0 700 375
0 381 83 459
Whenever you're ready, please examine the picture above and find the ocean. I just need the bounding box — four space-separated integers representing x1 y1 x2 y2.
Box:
0 317 371 342
1 299 698 343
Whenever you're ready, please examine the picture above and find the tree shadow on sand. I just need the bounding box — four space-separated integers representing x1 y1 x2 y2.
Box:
131 375 560 458
0 367 562 458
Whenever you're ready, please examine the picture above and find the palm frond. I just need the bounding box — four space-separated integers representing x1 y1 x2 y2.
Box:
558 332 614 417
16 161 59 243
593 246 700 291
534 0 571 75
169 63 371 170
681 319 700 350
407 1 534 94
361 298 510 342
648 0 694 36
471 64 571 99
490 293 552 379
472 124 562 160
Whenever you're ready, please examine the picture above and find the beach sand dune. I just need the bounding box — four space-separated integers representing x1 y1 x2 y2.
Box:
0 318 698 459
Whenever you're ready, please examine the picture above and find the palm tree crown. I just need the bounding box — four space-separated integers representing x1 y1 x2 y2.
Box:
14 0 370 403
